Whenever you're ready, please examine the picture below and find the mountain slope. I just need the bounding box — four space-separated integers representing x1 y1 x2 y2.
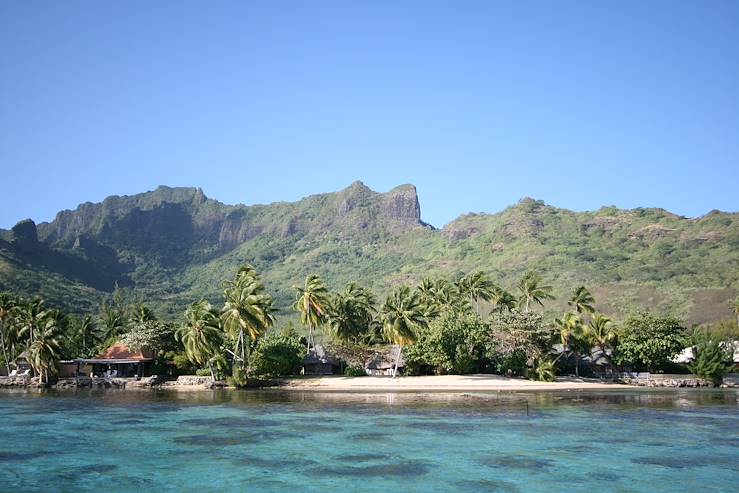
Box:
1 184 737 325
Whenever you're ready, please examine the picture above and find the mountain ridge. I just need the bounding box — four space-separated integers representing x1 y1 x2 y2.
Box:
1 182 737 325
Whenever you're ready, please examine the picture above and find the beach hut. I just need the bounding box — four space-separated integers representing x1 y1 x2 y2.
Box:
302 345 341 375
62 342 155 378
14 351 33 372
364 345 405 376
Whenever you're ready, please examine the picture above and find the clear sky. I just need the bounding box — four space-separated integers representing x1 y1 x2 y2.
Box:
1 1 737 229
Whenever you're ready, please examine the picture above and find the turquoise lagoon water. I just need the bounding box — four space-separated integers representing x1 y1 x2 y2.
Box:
0 389 737 492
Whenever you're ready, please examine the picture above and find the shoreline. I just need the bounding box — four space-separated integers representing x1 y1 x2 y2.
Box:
2 373 728 393
273 374 636 392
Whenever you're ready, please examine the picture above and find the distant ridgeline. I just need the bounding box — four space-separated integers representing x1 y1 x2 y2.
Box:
0 182 737 325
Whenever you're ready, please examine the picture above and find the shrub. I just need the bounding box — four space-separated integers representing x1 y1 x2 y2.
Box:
344 365 366 377
228 365 248 387
250 331 304 378
688 330 734 385
531 359 556 382
195 368 212 377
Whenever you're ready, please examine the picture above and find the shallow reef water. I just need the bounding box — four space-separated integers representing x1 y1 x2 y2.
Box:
0 388 737 492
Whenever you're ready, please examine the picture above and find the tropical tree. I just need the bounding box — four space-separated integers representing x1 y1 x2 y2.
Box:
293 274 329 353
488 311 553 376
554 312 587 376
101 306 125 341
0 293 17 375
568 286 596 314
403 310 488 375
489 286 517 313
27 315 62 384
69 315 102 358
326 294 357 343
344 283 376 327
222 266 276 368
614 313 686 372
688 329 734 385
457 271 496 314
381 286 427 378
326 283 377 344
417 278 467 317
121 320 178 355
417 278 436 302
178 300 223 382
586 313 616 358
533 358 556 382
18 298 47 347
131 304 156 324
516 271 555 312
250 330 305 378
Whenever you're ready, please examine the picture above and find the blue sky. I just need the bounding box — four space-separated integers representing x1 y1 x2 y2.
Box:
1 1 737 229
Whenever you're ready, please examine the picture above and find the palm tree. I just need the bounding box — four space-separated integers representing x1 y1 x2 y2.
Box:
71 315 102 358
28 315 62 384
326 294 357 343
222 270 276 367
17 298 49 376
18 298 47 346
489 286 517 313
131 304 156 323
568 286 595 314
0 293 17 375
458 271 496 314
516 271 555 312
417 278 435 301
101 307 124 341
586 313 616 367
417 278 467 317
554 312 586 377
293 274 329 353
381 286 426 378
179 300 223 382
345 283 376 318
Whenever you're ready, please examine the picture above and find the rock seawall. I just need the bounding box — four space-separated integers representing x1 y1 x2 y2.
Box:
622 376 717 388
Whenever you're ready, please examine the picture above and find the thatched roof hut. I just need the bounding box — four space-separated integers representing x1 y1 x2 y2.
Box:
302 345 341 375
364 345 404 376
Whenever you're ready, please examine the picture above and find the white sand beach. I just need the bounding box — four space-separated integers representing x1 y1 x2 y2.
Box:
276 374 633 391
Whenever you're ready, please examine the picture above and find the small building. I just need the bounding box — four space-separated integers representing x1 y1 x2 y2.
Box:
302 345 341 375
671 341 739 369
14 351 33 372
61 342 154 378
364 345 405 376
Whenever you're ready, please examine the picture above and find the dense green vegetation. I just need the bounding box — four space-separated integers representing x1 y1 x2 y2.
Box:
1 266 736 386
1 183 737 327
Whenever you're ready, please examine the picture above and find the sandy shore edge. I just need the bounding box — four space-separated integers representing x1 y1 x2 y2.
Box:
274 374 635 392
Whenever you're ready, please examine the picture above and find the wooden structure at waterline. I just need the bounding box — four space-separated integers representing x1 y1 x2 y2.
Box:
60 342 154 378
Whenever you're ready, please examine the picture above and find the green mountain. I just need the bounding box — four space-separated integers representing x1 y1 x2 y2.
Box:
1 182 737 325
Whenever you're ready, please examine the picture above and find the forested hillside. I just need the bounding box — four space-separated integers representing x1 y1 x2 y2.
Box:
1 182 736 325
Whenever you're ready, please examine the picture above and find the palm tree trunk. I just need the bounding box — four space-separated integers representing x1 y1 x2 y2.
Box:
0 325 10 375
245 338 251 374
392 345 403 379
307 323 315 354
209 362 215 383
575 352 579 377
239 330 245 367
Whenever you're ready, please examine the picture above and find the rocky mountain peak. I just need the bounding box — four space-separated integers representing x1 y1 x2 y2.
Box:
383 184 421 222
11 219 38 247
